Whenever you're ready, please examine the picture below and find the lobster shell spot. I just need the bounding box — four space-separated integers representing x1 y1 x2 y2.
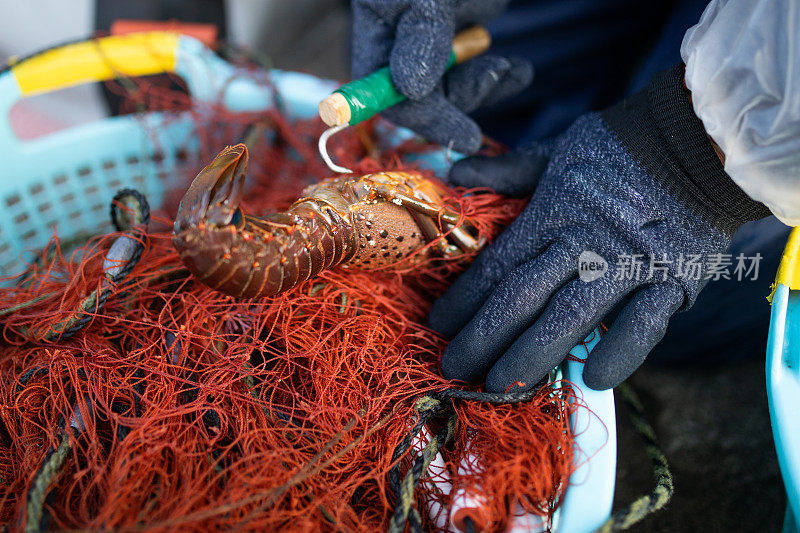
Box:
349 202 426 269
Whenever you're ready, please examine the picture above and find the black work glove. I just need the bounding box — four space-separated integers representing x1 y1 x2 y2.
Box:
351 0 533 154
428 65 770 392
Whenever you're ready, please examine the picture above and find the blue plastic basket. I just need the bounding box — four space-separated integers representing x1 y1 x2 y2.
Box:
0 32 616 532
766 227 800 533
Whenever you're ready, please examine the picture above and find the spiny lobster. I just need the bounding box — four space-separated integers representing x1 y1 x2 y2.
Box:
172 144 482 298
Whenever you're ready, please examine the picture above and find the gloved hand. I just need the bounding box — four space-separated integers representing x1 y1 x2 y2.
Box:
428 65 770 392
351 0 532 154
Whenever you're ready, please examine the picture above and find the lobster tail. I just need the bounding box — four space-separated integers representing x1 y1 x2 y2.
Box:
236 204 357 298
173 146 358 298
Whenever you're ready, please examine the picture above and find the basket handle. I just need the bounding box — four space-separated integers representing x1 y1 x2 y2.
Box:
8 32 182 97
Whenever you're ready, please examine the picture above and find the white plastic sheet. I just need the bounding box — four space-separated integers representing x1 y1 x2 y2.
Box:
682 0 800 225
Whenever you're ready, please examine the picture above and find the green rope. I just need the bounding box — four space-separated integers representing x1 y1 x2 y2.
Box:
388 384 553 532
597 383 674 532
25 432 71 533
389 382 672 533
7 189 150 342
307 283 359 315
389 395 457 533
0 293 56 317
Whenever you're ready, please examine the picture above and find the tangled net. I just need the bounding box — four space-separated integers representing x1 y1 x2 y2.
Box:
0 57 592 532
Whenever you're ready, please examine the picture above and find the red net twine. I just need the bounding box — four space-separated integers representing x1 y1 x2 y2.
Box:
0 61 590 532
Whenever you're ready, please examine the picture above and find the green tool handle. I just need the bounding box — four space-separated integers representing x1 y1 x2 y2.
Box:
318 26 491 127
339 58 451 126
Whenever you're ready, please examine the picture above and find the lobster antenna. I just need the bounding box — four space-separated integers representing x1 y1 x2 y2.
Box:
318 124 353 174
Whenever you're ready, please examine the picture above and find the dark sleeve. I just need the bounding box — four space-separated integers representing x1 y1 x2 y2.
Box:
601 64 770 229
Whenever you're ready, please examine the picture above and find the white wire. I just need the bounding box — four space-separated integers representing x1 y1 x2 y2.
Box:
318 124 354 174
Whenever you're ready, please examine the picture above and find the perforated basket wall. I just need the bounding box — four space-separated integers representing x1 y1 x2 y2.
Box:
0 33 335 279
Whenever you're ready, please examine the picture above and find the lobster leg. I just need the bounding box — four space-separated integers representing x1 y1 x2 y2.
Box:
371 186 482 254
411 213 483 255
371 184 462 226
445 223 484 253
411 212 457 255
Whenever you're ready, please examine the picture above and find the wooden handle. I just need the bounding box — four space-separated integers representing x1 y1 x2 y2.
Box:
319 92 351 127
451 26 491 64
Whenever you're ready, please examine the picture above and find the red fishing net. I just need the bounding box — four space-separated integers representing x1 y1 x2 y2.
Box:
0 63 590 532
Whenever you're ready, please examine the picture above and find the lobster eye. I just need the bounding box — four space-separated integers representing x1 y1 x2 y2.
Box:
230 208 244 229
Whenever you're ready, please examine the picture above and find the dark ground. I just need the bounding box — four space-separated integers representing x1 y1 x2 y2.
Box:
612 358 786 532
